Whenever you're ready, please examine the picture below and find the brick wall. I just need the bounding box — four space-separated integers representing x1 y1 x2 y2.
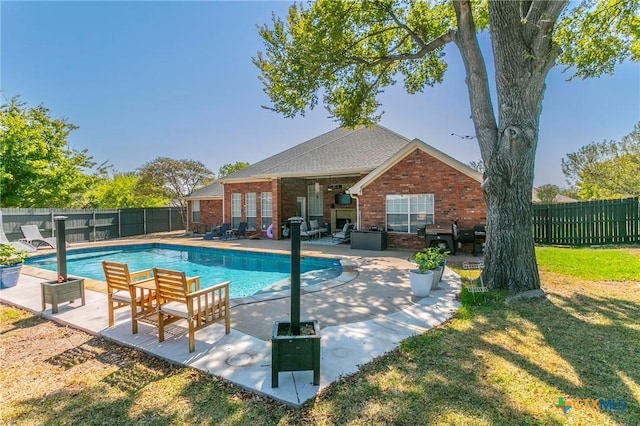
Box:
223 181 273 236
358 148 486 250
187 199 222 233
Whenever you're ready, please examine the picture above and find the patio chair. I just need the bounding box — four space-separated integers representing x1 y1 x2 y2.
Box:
462 261 487 302
102 261 155 334
203 223 230 240
232 222 248 239
300 220 319 240
153 267 230 353
309 220 328 237
0 227 37 252
332 222 354 244
20 224 67 249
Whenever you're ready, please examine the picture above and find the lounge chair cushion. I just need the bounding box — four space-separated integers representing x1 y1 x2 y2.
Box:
111 290 144 303
160 293 220 318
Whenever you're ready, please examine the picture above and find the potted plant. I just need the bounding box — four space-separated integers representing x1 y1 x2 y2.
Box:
0 244 28 288
431 250 449 289
408 247 445 297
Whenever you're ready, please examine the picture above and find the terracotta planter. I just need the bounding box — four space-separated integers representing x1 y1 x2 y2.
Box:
0 264 22 288
409 269 434 297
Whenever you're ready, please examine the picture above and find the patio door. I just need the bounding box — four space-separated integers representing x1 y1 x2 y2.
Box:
296 197 306 220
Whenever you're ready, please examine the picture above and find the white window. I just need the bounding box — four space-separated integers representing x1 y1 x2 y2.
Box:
386 194 434 233
191 200 200 223
246 193 256 230
261 192 272 230
231 193 241 229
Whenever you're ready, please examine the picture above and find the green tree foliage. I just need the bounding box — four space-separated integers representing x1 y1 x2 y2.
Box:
534 184 561 204
562 122 640 199
0 96 96 207
218 162 250 178
137 157 214 225
88 172 169 208
253 0 639 294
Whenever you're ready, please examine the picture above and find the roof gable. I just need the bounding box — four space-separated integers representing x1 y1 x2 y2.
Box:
219 125 412 182
348 139 483 195
184 182 223 199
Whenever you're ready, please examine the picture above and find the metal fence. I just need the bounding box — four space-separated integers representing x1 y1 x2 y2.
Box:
532 197 640 246
0 207 186 243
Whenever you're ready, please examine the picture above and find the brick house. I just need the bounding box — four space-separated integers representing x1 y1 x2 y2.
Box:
185 182 223 234
185 125 486 250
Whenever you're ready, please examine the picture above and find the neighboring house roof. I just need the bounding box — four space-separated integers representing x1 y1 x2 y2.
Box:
348 139 483 195
531 188 578 203
184 182 223 200
219 125 413 182
553 194 578 203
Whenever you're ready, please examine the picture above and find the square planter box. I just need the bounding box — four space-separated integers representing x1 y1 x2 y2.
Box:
271 320 321 387
41 278 85 314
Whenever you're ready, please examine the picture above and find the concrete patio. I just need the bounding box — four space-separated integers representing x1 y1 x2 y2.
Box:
0 236 481 407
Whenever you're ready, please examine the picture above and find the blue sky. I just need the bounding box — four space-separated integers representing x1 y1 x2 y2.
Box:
2 1 639 188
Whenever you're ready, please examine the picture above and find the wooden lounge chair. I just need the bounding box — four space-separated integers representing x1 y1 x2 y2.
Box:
102 261 155 334
20 224 67 249
153 267 230 353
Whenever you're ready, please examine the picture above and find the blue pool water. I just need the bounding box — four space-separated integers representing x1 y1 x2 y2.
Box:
26 243 342 299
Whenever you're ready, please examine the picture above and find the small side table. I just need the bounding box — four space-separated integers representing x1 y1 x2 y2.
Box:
41 278 85 314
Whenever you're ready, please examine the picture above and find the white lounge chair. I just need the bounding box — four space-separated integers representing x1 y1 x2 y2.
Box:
20 225 67 249
0 227 37 252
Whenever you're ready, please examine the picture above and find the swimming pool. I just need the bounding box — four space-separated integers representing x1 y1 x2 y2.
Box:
26 243 342 299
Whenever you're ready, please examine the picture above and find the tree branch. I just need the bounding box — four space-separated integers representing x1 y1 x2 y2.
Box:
354 30 454 66
452 0 497 161
529 0 567 72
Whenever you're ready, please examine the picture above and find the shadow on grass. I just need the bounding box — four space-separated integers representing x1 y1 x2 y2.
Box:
306 281 639 425
3 274 638 424
6 335 299 425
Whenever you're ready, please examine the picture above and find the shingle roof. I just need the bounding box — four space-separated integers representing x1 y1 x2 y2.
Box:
184 182 223 199
219 125 412 181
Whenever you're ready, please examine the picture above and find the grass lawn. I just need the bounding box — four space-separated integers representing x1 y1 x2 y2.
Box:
1 247 638 425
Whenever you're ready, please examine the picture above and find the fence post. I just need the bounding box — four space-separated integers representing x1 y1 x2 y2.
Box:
144 208 147 235
545 205 551 245
169 208 172 232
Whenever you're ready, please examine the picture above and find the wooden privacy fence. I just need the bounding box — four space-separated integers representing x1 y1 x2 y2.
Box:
532 197 640 246
0 207 186 244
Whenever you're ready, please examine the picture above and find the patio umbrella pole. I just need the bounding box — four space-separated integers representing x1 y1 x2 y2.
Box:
289 216 303 335
54 216 68 281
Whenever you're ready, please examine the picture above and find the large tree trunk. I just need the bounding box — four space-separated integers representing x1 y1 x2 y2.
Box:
482 131 540 294
453 1 565 294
